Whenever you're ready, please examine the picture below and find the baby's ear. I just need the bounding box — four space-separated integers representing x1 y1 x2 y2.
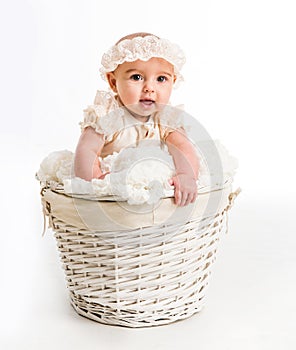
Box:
106 72 117 92
173 74 177 84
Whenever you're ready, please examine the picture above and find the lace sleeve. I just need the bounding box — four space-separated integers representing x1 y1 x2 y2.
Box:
79 91 124 140
80 104 106 135
158 105 190 141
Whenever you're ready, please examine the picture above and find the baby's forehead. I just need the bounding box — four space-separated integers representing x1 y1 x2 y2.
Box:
117 58 175 73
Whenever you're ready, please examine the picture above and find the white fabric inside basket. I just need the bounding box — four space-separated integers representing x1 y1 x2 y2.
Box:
37 140 238 205
41 183 232 231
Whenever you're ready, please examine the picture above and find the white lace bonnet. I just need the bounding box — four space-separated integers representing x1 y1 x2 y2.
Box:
99 35 186 87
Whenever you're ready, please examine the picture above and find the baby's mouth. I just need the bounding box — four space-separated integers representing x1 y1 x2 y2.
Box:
139 99 155 106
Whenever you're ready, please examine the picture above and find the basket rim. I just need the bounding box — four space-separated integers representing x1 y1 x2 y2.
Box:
40 178 233 202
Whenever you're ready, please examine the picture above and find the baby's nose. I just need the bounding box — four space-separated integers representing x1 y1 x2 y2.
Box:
143 81 155 93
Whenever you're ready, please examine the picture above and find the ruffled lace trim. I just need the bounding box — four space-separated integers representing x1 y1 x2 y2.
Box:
100 35 186 88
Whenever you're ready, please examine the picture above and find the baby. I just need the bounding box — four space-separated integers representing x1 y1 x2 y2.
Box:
74 32 199 207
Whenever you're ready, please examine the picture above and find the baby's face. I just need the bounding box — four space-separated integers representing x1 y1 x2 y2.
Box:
107 57 176 120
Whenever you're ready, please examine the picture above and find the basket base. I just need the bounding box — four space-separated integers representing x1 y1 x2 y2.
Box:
69 296 205 328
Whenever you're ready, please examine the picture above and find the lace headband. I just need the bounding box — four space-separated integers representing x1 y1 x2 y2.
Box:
99 35 186 87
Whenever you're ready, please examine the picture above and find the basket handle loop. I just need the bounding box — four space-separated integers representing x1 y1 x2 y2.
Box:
226 187 241 211
40 187 52 237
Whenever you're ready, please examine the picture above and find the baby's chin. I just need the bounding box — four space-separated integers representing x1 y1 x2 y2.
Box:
127 105 157 120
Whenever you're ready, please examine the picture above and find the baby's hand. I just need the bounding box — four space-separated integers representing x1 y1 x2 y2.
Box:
169 173 198 206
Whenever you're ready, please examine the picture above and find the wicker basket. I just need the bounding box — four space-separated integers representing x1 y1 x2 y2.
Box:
40 183 240 328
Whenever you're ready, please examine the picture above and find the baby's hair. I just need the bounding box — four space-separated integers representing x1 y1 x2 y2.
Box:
115 32 159 45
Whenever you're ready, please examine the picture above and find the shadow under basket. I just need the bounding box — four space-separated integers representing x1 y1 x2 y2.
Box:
40 183 240 328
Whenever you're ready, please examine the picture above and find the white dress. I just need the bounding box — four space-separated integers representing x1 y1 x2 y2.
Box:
80 90 187 158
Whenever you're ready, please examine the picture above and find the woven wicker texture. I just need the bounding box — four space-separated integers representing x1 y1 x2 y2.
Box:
41 186 240 327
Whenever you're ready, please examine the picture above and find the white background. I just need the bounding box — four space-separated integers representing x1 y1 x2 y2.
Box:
1 0 296 349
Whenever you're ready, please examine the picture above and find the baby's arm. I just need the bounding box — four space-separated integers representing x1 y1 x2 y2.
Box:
74 127 106 181
166 130 199 206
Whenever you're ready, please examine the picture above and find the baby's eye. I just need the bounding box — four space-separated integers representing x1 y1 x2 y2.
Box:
157 76 167 83
130 74 143 81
